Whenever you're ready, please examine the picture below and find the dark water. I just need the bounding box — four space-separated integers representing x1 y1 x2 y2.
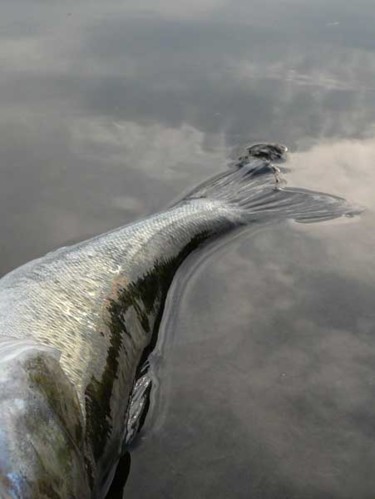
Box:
1 1 375 498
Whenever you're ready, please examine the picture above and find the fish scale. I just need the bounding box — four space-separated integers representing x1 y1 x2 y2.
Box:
0 199 231 414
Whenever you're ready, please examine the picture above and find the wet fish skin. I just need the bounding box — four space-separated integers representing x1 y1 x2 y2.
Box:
0 339 90 498
0 199 237 497
0 144 356 497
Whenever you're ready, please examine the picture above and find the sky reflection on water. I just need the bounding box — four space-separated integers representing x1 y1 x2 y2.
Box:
1 0 375 497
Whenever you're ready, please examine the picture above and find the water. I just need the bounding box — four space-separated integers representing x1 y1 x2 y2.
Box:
1 1 375 497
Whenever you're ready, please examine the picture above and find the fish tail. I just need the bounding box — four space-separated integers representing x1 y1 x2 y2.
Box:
183 143 360 224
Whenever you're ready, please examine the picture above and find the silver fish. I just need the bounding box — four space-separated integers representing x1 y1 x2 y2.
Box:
0 144 357 498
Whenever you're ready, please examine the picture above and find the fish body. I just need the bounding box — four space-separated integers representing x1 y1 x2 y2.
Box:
0 144 356 498
0 199 235 497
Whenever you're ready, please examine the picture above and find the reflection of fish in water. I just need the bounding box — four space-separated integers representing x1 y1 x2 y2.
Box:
0 144 357 498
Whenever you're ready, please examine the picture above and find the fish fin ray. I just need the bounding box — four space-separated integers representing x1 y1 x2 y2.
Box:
182 143 361 224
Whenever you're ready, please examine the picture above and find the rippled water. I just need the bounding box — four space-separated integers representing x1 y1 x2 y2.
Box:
1 1 375 497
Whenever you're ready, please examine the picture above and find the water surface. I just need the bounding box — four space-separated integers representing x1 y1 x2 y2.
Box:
1 1 375 497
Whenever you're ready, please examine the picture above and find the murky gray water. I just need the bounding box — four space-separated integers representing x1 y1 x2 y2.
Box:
1 1 375 497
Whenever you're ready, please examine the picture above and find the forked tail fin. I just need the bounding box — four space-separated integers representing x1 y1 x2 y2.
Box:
183 143 361 224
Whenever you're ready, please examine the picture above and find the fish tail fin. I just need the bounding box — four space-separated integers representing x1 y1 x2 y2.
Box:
183 143 360 224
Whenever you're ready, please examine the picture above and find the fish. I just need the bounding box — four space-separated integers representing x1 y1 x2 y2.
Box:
0 143 358 498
